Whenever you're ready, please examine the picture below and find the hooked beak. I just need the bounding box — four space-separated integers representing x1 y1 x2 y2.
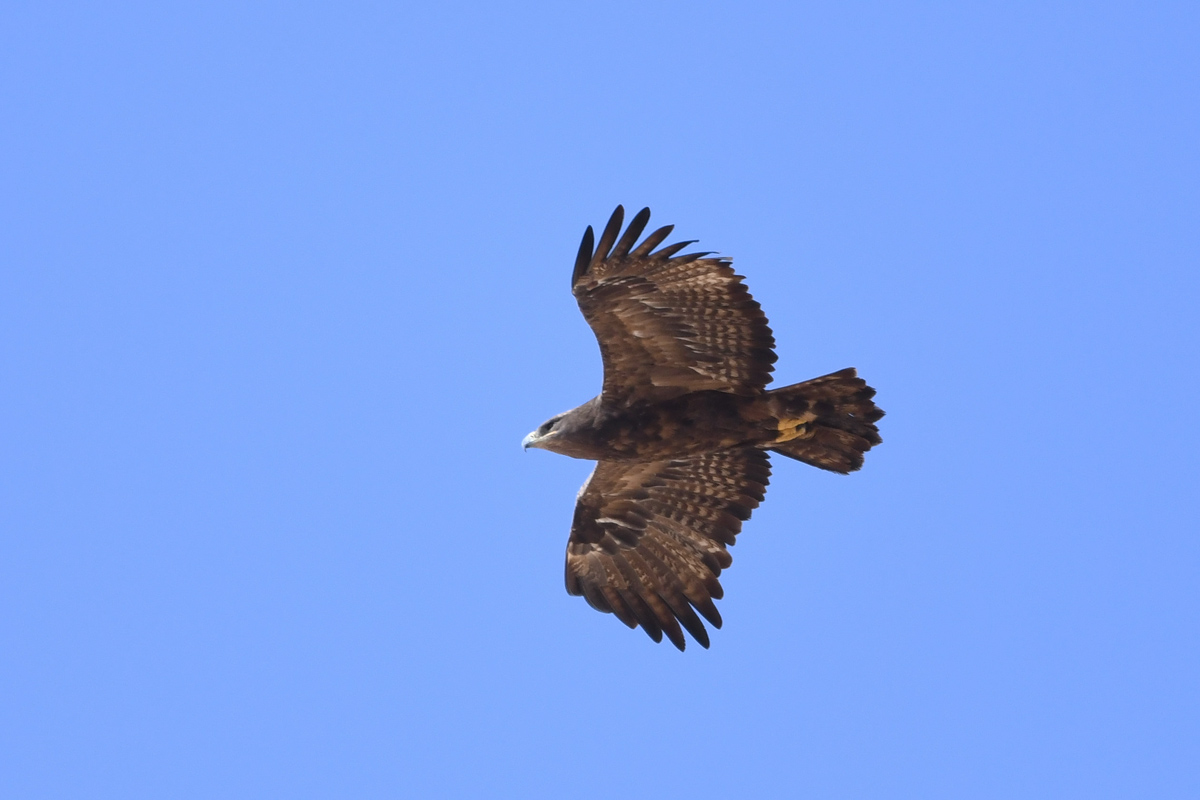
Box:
521 431 539 451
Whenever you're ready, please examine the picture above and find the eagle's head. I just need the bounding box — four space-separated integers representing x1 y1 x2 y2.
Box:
522 412 567 452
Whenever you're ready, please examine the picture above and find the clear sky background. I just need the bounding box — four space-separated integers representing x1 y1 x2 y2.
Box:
2 2 1198 798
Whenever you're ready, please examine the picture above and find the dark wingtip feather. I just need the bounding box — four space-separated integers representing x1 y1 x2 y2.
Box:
630 224 674 258
642 624 664 644
663 618 687 651
673 251 714 265
692 596 723 629
673 601 711 649
619 586 664 644
590 205 624 268
651 240 698 260
610 206 651 260
572 225 595 286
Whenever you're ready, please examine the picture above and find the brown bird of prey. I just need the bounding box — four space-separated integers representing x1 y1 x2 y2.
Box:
523 206 883 650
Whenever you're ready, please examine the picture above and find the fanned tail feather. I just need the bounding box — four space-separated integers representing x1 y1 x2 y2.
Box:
765 368 884 474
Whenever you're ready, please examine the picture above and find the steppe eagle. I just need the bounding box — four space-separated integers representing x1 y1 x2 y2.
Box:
523 206 883 650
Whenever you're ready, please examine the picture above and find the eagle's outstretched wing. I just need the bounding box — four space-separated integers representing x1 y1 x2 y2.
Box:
565 448 771 650
572 205 777 405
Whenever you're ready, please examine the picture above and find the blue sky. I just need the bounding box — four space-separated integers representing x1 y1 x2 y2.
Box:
2 2 1197 797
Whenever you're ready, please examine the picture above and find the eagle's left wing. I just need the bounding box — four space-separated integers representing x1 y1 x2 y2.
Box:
565 448 771 650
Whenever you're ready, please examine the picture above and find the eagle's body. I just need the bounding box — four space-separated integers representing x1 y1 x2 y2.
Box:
524 206 883 650
528 391 771 462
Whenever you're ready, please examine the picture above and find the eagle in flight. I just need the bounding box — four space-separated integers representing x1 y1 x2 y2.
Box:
523 206 884 650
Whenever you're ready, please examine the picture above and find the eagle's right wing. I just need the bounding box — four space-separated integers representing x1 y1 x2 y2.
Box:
571 206 777 405
564 448 771 650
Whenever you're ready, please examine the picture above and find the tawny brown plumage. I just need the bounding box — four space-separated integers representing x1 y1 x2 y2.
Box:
524 206 883 650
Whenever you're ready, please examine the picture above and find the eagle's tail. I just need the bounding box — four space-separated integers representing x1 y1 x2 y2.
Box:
763 368 884 474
